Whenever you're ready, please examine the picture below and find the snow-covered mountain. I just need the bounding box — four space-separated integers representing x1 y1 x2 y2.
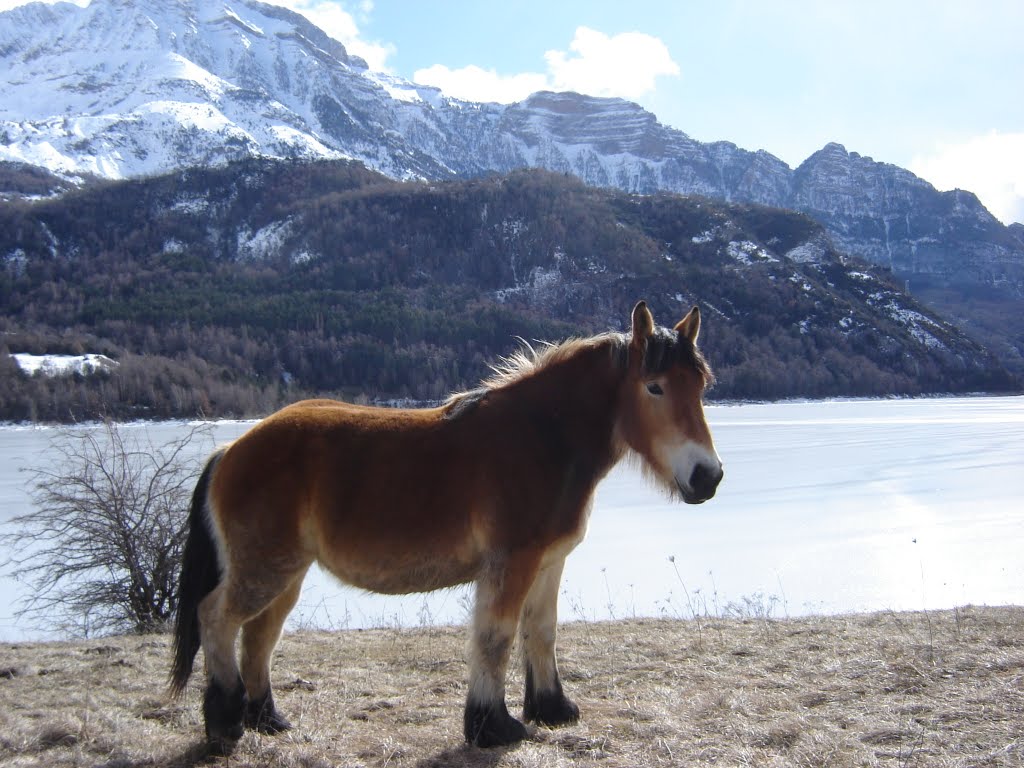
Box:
2 0 1022 360
0 0 845 210
2 0 373 176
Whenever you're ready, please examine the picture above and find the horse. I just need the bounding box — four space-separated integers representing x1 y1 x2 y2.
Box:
169 300 723 752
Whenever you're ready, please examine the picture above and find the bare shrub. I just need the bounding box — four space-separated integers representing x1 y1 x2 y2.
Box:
1 420 213 636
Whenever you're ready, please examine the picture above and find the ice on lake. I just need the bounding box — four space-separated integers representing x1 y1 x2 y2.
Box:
1 396 1021 640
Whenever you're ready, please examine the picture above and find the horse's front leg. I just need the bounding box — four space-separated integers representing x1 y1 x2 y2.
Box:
520 557 579 726
464 553 539 747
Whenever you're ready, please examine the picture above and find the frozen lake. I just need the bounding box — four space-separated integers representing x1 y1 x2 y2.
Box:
1 396 1021 640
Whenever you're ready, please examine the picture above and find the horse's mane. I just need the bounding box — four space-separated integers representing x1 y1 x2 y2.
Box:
442 333 624 420
483 326 713 388
443 325 712 420
482 332 628 389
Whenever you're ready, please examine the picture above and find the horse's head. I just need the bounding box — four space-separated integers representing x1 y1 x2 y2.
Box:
618 300 723 504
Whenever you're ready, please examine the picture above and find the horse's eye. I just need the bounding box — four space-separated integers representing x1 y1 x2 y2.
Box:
646 382 664 396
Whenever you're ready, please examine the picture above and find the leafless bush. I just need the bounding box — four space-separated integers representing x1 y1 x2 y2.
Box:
1 420 213 637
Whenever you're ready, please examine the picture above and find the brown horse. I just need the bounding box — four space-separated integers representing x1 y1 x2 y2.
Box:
169 300 723 752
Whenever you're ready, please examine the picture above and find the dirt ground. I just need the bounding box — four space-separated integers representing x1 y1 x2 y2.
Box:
1 605 1022 767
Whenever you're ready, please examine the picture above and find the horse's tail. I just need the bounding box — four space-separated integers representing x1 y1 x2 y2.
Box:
169 446 227 698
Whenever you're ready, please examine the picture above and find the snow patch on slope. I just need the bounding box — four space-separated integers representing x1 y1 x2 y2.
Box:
725 240 778 265
236 217 294 261
11 353 118 377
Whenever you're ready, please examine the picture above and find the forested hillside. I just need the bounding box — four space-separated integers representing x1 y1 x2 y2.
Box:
0 159 1015 421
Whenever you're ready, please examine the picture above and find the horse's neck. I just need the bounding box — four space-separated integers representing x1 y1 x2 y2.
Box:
515 343 626 475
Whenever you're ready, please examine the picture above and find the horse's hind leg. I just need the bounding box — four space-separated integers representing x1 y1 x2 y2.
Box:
197 581 250 752
520 557 579 726
241 570 307 734
464 553 540 747
198 568 304 751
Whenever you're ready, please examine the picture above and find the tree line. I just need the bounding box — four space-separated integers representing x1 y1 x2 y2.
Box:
0 160 1016 422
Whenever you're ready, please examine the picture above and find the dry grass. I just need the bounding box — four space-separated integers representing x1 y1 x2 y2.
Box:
1 606 1022 767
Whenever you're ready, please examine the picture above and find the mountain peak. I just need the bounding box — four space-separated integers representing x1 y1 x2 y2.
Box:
0 0 374 177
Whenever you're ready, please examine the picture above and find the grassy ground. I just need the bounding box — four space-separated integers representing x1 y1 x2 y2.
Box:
1 606 1022 767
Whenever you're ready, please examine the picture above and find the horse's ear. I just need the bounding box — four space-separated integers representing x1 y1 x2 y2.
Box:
675 305 701 344
631 301 655 343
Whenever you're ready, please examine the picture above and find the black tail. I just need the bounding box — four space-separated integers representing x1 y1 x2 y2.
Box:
169 448 226 697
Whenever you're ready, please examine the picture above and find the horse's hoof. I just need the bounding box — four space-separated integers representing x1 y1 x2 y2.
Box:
525 689 580 727
245 691 293 734
205 733 240 757
203 677 247 749
524 670 580 726
464 698 528 747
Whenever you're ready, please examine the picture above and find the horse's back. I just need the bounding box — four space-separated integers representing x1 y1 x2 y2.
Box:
214 397 461 515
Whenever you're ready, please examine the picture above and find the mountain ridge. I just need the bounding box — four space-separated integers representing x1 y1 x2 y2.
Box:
1 0 1022 375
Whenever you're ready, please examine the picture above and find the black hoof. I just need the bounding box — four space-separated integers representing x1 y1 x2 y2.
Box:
203 676 247 750
204 735 238 758
245 690 293 734
464 697 528 748
525 690 580 726
524 669 580 726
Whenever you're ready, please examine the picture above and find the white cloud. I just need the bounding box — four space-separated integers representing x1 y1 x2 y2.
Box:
911 131 1024 226
414 26 680 106
412 64 548 105
274 0 393 71
545 27 679 100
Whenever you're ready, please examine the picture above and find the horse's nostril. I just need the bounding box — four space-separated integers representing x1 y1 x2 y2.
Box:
689 463 723 499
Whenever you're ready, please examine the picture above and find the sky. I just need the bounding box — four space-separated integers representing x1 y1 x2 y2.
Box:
2 0 1022 224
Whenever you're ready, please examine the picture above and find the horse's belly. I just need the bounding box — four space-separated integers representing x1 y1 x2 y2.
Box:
310 471 485 595
321 550 480 595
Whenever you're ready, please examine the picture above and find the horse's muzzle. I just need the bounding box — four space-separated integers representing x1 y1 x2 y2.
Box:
680 462 723 504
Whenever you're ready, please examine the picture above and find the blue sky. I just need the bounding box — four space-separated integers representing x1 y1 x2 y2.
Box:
4 0 1022 223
